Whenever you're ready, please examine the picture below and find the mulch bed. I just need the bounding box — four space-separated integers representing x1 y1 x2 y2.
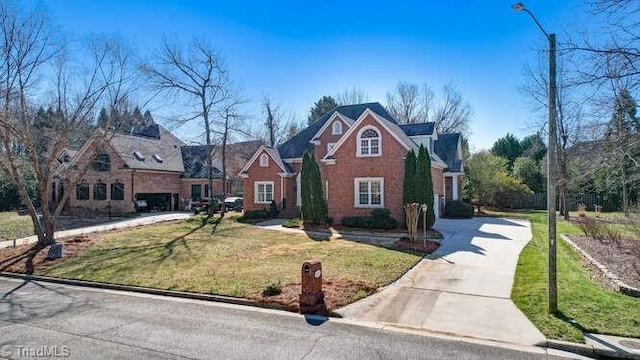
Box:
254 280 378 314
568 235 640 290
0 235 98 273
393 239 440 254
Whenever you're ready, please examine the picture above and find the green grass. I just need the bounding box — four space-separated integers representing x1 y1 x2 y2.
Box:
0 211 34 241
41 219 420 302
505 210 640 342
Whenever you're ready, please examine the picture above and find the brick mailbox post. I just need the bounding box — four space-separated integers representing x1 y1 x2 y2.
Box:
299 260 326 315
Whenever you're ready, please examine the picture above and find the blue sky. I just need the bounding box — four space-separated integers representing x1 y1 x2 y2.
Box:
33 0 587 150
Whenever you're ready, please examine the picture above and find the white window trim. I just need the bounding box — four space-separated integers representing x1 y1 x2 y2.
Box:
254 181 274 204
332 121 342 135
356 126 382 158
354 177 384 208
259 153 269 167
327 142 337 153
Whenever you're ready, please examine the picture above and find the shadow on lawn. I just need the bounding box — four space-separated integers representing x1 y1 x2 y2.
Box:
2 220 223 276
555 310 599 336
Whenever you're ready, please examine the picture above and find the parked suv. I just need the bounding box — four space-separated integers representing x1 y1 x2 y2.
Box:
224 197 243 211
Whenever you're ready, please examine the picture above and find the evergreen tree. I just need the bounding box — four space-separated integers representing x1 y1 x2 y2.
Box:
490 133 522 169
307 95 338 125
415 144 435 228
301 152 314 222
605 88 640 215
300 151 327 223
310 153 327 223
131 106 144 127
402 149 417 205
142 109 154 126
97 107 109 128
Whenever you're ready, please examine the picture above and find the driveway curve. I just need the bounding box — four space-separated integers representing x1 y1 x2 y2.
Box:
336 217 546 346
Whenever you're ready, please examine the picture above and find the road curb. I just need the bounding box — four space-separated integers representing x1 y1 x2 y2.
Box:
543 339 598 358
0 272 292 314
544 338 640 360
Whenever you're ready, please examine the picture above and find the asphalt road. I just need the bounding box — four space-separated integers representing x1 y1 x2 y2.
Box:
0 277 580 360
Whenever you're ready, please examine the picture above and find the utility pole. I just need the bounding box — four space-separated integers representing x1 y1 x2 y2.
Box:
512 2 558 314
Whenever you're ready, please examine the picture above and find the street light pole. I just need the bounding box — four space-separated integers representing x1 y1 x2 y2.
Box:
512 2 558 314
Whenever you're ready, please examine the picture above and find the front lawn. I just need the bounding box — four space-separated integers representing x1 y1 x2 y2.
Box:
503 210 640 342
35 219 422 311
0 211 33 241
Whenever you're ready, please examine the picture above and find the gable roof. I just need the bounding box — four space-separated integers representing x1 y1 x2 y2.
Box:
324 108 416 160
434 133 463 173
399 122 435 136
278 102 396 159
109 125 185 172
240 145 292 174
310 112 355 141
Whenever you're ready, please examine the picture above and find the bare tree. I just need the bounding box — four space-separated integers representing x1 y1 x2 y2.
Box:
336 86 369 105
141 37 230 218
261 95 300 147
433 83 473 136
566 0 640 89
386 82 423 124
521 53 586 219
213 93 247 220
385 81 473 138
0 2 136 264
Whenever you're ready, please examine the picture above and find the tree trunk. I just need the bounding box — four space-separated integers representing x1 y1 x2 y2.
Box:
622 163 629 216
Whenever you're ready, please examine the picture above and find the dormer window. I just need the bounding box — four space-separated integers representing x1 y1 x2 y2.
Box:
357 127 381 157
92 153 111 171
153 154 163 163
332 121 342 135
259 153 269 167
133 151 145 161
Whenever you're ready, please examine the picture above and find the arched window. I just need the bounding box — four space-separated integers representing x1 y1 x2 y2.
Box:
92 153 111 171
357 127 381 156
332 121 342 135
259 153 269 167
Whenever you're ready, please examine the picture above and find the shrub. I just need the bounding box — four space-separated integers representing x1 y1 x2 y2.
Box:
269 200 279 218
604 225 622 242
341 209 399 230
282 218 303 228
444 200 474 218
262 281 282 297
576 218 606 240
370 208 391 219
236 209 270 222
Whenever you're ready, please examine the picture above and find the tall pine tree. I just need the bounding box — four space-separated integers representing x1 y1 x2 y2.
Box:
301 152 314 221
415 144 435 228
310 153 327 223
300 152 327 224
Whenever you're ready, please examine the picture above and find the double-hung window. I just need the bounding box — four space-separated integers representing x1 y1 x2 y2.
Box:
255 181 274 204
354 177 383 207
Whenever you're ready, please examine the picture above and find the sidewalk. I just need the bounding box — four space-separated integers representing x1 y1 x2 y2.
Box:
0 212 193 250
335 217 547 346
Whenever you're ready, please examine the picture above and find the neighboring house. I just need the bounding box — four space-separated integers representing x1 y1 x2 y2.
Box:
51 124 261 215
240 102 465 223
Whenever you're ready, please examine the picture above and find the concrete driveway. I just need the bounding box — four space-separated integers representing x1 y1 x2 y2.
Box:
336 217 546 346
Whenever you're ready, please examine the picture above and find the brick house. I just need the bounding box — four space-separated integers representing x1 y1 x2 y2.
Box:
51 124 260 215
240 102 464 223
